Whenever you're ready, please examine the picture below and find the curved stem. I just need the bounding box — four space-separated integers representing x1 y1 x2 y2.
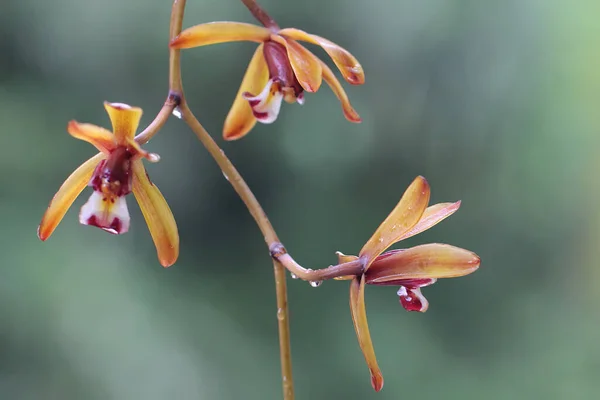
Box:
135 98 177 145
135 0 186 145
178 102 295 400
240 0 280 31
273 248 364 281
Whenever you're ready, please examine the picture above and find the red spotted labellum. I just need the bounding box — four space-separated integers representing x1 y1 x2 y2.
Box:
38 102 179 267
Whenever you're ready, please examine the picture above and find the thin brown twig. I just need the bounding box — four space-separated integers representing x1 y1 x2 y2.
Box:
135 99 177 145
135 0 186 145
240 0 280 31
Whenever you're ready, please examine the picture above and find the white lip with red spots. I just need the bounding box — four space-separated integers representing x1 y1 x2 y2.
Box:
242 79 284 124
79 191 131 234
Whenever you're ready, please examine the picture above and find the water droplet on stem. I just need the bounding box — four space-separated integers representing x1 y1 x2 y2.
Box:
172 107 182 119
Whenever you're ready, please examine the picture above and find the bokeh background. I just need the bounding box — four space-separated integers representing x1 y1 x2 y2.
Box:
1 0 599 399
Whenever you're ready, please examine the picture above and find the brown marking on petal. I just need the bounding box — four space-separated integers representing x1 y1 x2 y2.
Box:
109 218 122 234
86 214 123 235
86 215 98 227
253 111 269 120
245 96 261 107
144 169 154 187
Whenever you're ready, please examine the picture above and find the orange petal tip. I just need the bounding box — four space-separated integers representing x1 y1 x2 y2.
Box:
370 370 384 392
37 225 48 241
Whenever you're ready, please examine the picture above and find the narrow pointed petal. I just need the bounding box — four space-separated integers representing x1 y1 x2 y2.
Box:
359 176 430 270
38 153 106 240
397 201 461 241
79 191 130 234
170 22 271 49
104 102 143 144
67 121 115 153
350 276 384 392
279 28 364 85
223 44 269 140
132 160 179 267
319 59 361 122
365 244 481 284
275 36 322 92
242 79 284 124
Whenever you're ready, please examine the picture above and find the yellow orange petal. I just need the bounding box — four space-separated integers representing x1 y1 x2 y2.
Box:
397 201 461 241
365 244 481 284
223 44 269 140
359 176 430 270
132 159 179 267
38 153 105 241
104 102 143 144
350 276 384 392
170 22 271 49
279 28 364 85
67 121 115 153
274 35 322 92
319 59 361 122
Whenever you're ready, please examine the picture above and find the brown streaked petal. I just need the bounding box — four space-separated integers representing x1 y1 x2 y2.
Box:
279 28 365 85
131 159 179 267
350 276 384 392
104 102 143 144
38 153 106 241
274 35 322 92
319 59 361 122
397 201 461 241
67 121 115 154
223 44 269 140
365 244 480 284
169 22 271 49
359 176 430 270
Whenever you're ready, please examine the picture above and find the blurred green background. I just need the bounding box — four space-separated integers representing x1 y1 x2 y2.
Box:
1 0 599 399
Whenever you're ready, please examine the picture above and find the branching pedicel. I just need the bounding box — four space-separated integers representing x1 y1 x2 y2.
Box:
37 0 480 398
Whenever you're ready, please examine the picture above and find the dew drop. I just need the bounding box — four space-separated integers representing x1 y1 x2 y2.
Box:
222 171 230 181
277 308 285 321
309 280 322 288
290 273 298 279
172 107 182 119
378 237 384 243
